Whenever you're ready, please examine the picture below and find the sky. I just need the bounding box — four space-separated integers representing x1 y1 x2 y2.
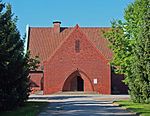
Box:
2 0 134 38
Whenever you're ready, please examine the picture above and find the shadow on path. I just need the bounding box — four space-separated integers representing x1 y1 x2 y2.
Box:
29 94 138 116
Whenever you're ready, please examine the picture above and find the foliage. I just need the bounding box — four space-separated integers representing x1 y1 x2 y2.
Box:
0 1 5 12
104 0 150 103
0 2 40 111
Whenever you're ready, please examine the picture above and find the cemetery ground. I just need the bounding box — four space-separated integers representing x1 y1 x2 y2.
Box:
0 101 48 116
0 93 150 116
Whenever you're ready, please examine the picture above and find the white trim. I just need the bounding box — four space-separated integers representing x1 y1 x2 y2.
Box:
25 24 29 53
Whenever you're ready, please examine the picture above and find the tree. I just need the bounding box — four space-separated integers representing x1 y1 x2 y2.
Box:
104 0 150 103
0 1 4 12
128 0 150 103
0 2 39 111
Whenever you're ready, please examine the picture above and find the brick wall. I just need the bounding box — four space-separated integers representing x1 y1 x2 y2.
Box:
30 73 43 93
44 27 111 94
111 73 128 94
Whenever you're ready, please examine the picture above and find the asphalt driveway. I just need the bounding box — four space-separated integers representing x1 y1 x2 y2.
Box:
29 93 137 116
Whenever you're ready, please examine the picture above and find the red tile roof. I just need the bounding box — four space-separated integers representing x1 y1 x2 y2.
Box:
28 25 113 63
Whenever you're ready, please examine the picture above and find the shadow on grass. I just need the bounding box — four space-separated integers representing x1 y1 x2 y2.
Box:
115 100 150 116
0 101 48 116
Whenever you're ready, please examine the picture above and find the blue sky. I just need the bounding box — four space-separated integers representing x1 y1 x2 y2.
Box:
3 0 134 37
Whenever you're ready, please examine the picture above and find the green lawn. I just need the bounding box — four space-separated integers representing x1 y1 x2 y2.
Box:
115 100 150 116
0 101 48 116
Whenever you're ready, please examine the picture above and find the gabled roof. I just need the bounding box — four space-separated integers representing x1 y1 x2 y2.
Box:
27 25 113 62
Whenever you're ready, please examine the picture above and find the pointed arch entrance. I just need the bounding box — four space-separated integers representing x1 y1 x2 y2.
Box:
62 70 94 92
70 75 84 91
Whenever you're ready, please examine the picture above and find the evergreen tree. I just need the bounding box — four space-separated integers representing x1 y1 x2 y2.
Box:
0 1 4 12
0 2 39 111
104 0 150 103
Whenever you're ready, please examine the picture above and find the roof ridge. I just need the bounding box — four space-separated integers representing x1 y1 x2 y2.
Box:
29 26 110 29
79 27 109 62
28 25 113 62
30 27 53 28
44 25 78 62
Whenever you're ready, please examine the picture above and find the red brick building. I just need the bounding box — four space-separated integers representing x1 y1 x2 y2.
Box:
27 21 128 94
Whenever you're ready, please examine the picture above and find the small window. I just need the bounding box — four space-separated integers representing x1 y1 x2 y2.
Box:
75 40 80 52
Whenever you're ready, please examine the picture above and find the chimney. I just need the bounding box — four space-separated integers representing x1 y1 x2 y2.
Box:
53 21 61 33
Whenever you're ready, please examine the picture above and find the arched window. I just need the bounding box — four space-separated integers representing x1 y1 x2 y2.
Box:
75 40 80 52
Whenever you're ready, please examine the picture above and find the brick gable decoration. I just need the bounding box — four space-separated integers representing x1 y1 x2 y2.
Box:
28 21 128 94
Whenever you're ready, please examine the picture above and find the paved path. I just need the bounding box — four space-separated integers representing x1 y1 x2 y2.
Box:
29 94 137 116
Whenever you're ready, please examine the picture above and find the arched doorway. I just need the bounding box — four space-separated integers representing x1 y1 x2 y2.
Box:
62 70 94 92
70 76 84 91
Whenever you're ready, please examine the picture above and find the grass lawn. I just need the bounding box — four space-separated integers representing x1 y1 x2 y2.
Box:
115 100 150 116
0 101 48 116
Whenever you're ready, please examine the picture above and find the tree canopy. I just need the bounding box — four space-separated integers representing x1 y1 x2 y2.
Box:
104 0 150 103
